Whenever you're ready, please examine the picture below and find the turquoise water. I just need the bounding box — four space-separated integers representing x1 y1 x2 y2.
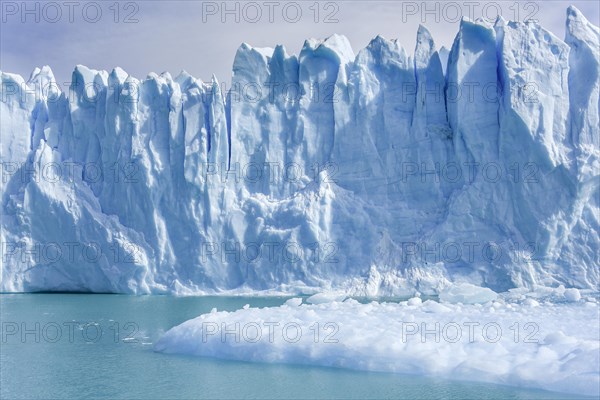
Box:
0 294 591 399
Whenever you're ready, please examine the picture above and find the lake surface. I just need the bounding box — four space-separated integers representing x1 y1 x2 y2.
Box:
0 294 591 399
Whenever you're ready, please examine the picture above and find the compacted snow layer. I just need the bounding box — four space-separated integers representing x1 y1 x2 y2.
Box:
155 295 600 397
1 7 599 294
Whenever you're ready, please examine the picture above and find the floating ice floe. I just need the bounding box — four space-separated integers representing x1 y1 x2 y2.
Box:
155 296 600 397
439 283 498 304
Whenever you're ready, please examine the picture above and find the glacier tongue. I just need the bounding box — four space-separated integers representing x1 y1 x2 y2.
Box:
1 7 598 294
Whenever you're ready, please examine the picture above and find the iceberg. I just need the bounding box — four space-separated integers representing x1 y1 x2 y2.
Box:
155 295 600 396
1 6 598 295
439 282 498 304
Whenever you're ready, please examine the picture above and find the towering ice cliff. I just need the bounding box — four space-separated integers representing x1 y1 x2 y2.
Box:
1 7 598 294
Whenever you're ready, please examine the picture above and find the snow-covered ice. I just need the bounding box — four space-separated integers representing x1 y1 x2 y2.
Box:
0 6 598 295
155 292 600 396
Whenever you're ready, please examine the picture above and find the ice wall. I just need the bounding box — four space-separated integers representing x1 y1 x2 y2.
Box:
1 7 598 294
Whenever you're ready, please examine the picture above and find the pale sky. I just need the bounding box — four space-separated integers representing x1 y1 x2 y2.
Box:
1 0 599 89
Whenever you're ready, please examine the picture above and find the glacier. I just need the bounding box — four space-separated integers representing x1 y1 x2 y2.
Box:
1 6 599 295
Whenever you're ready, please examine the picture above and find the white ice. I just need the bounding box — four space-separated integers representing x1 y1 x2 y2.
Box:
0 6 598 295
155 290 600 396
